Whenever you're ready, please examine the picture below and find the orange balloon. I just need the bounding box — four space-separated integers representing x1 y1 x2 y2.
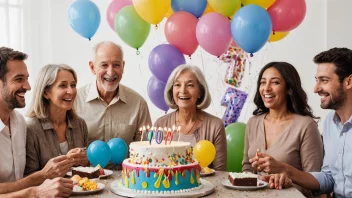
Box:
202 4 215 15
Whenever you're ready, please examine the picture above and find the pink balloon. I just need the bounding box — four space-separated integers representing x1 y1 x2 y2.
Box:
165 11 199 56
107 0 133 30
268 0 306 32
196 13 232 57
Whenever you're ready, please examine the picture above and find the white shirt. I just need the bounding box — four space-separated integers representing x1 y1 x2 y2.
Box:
176 133 197 147
0 110 26 182
59 141 69 155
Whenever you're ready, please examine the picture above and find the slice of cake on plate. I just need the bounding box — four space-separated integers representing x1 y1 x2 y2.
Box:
72 166 100 179
228 172 258 186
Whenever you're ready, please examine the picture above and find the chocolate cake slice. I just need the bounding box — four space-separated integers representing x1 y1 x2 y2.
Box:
228 172 258 186
72 166 100 179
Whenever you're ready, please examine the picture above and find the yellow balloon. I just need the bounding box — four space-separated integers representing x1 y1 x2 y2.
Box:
165 6 173 18
208 0 241 17
202 4 215 15
133 0 171 24
194 140 216 168
269 31 289 42
242 0 276 9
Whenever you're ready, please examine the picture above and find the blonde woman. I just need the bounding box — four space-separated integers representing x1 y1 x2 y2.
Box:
25 64 88 176
154 64 227 171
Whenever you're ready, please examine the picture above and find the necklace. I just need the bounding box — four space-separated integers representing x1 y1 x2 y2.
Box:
176 111 198 135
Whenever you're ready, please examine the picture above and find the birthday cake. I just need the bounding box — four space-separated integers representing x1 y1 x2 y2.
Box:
121 141 202 193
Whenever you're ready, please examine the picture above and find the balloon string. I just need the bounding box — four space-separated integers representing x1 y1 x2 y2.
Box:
136 49 140 55
189 55 192 60
155 24 158 30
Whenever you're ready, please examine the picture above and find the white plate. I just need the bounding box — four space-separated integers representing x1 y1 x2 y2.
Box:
222 179 268 191
67 169 113 179
200 168 215 176
72 183 105 195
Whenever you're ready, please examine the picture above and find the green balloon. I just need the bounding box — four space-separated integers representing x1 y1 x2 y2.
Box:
114 6 150 49
225 122 246 172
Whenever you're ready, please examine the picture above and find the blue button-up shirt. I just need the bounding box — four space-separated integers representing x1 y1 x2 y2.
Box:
310 111 352 198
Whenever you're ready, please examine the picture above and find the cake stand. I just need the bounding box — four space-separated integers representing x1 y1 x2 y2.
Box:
110 179 214 198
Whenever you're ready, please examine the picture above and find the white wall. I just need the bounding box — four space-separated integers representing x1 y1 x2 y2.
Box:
22 0 352 131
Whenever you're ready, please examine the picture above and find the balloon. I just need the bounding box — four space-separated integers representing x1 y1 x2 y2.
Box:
268 31 289 42
193 140 216 168
114 6 150 49
107 138 128 165
268 0 306 32
148 44 186 83
208 0 241 17
68 0 101 40
225 122 246 172
165 6 173 18
242 0 276 9
221 87 248 127
231 5 272 54
87 140 111 168
147 76 169 112
171 0 207 18
202 3 215 16
165 11 199 56
196 12 232 57
133 0 171 25
106 0 132 30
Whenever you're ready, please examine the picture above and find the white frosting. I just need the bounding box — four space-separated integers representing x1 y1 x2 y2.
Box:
229 172 258 179
72 166 99 173
128 141 194 167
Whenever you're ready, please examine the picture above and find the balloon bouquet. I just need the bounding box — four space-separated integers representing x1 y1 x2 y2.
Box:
87 138 128 168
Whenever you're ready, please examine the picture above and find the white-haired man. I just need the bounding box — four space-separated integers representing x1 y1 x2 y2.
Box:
75 41 152 148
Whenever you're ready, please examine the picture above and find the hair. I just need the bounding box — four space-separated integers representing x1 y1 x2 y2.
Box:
164 64 211 110
92 41 124 61
27 64 78 119
0 47 28 81
253 62 318 119
313 47 352 82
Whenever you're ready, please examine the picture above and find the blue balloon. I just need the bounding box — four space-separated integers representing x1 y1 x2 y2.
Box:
171 0 207 18
87 140 111 168
107 138 128 165
68 0 101 40
231 5 272 54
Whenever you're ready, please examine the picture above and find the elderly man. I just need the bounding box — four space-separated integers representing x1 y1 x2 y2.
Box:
0 47 73 197
75 41 152 146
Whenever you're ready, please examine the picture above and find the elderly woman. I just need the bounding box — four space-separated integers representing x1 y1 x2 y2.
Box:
154 64 227 171
242 62 323 196
25 64 88 176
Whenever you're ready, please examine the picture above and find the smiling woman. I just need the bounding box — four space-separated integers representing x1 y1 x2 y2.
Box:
242 62 324 197
24 64 89 176
154 64 227 171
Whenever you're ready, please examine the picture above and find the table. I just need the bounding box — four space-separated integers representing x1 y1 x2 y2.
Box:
72 171 305 198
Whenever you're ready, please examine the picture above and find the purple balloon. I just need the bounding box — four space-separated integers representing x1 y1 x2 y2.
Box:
147 76 169 112
148 44 186 83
